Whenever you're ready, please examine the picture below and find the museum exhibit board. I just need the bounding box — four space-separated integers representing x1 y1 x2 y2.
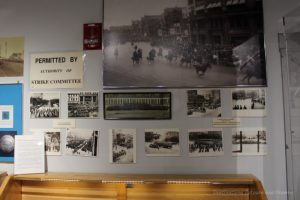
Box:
0 0 300 199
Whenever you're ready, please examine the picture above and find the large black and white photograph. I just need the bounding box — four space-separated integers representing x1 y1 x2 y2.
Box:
232 87 266 117
104 92 171 119
65 129 98 157
232 128 267 156
187 89 221 117
68 92 99 118
188 129 223 157
103 0 266 88
145 128 180 156
30 92 60 119
30 129 61 156
109 128 136 164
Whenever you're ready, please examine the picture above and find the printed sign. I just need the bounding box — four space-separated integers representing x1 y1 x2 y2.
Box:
30 51 84 89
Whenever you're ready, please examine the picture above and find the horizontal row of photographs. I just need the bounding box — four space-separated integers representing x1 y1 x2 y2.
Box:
17 128 268 164
30 88 266 119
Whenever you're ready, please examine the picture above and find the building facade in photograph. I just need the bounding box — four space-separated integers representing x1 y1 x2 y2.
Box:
187 0 264 66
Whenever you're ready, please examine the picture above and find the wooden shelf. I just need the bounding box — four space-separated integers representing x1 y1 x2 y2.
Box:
0 172 268 200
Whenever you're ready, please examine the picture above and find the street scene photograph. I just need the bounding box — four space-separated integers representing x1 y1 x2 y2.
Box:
145 128 180 156
188 129 223 157
187 89 221 117
30 92 60 118
65 129 98 157
109 129 136 164
232 128 267 156
232 87 266 117
103 0 266 88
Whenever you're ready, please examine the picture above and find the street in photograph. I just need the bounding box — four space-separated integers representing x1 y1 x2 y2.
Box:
145 128 180 156
30 93 60 118
0 37 24 77
187 89 221 117
110 129 136 164
232 88 266 117
68 92 99 118
65 129 98 157
188 129 223 157
232 128 267 156
103 0 266 88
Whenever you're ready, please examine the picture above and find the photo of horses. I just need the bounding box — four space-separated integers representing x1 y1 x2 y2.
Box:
232 128 267 156
232 87 266 117
103 0 266 88
188 129 223 157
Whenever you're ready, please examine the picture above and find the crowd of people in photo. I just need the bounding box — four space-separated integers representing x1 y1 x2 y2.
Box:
232 97 265 110
189 140 223 153
66 137 93 155
30 104 59 118
68 103 98 117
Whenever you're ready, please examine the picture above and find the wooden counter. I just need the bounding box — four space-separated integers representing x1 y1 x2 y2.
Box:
0 173 268 200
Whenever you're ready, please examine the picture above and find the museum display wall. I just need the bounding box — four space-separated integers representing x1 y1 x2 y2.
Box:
0 0 299 200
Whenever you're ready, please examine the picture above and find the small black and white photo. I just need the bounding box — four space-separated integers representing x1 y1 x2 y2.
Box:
188 129 223 157
145 128 180 156
103 0 266 88
30 129 61 156
65 129 98 157
109 128 136 164
68 91 99 118
232 128 267 156
30 92 60 119
187 89 221 117
104 92 171 120
232 88 266 117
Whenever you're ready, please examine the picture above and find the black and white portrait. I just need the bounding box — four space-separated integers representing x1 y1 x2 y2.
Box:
104 92 171 119
65 129 98 157
68 92 99 118
103 0 266 88
145 128 180 156
187 89 221 117
188 129 223 157
232 128 267 156
30 92 60 118
232 88 266 117
109 129 136 164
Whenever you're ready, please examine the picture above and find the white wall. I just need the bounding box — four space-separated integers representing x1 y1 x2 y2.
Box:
0 0 299 199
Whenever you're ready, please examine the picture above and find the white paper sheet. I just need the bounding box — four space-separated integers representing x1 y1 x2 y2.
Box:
14 134 45 174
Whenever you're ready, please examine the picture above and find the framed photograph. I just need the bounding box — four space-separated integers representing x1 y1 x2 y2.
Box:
232 88 266 117
30 129 62 156
65 129 98 157
83 23 102 50
145 128 180 156
232 128 267 156
109 128 136 164
0 37 24 77
0 84 22 163
30 92 60 119
103 92 171 120
188 129 223 157
67 91 99 118
103 0 266 88
187 89 221 117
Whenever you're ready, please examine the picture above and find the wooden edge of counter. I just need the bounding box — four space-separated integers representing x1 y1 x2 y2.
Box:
0 175 21 200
